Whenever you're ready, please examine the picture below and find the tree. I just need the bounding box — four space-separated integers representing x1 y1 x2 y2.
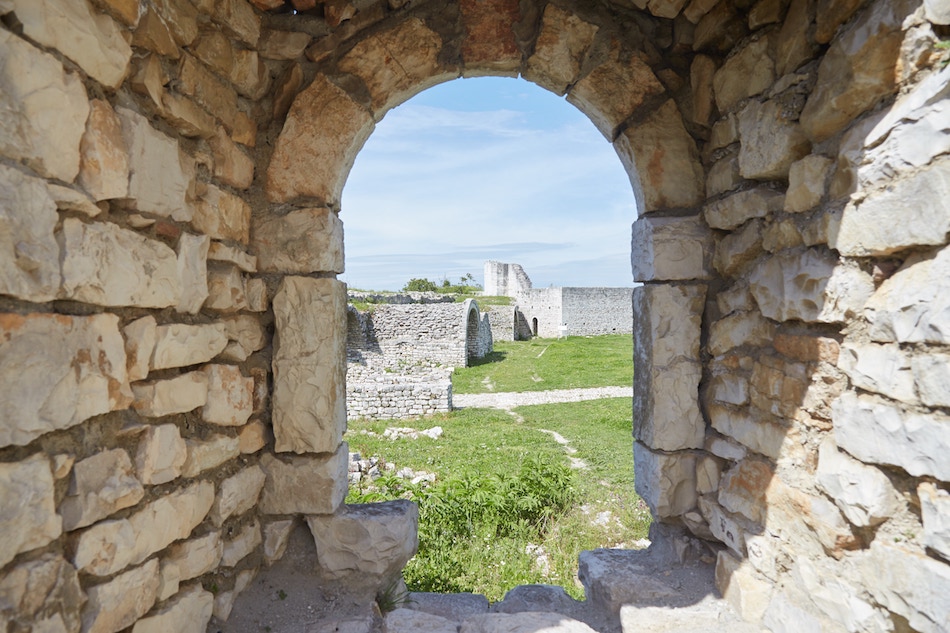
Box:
402 278 439 292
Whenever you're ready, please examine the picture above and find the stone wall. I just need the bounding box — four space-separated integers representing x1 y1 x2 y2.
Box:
561 287 633 336
0 0 948 631
483 260 533 297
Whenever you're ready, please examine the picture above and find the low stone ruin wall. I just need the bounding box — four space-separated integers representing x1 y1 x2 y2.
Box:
345 372 453 420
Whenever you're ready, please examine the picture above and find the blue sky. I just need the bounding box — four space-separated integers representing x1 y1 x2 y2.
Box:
340 76 637 291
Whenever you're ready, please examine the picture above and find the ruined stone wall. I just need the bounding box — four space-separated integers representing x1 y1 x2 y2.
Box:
483 260 533 297
516 287 564 338
561 287 633 336
345 369 452 420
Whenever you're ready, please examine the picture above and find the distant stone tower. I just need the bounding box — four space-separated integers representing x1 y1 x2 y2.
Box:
484 261 533 297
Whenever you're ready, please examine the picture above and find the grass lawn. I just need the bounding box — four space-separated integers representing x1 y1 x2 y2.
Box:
452 335 632 394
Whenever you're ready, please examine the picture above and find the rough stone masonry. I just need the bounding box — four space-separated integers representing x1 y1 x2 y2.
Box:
0 0 949 632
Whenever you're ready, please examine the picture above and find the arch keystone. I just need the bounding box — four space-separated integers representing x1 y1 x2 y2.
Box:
459 0 523 75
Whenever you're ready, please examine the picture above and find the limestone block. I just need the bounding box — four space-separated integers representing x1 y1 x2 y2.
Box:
630 215 711 281
920 482 950 562
210 127 255 190
856 541 950 633
258 29 311 60
773 0 817 76
239 419 268 453
124 318 157 383
272 277 347 454
699 496 746 555
135 423 187 485
62 218 181 308
815 0 864 43
193 184 251 244
578 548 682 616
72 481 214 577
0 554 84 633
761 219 803 253
205 263 247 312
209 242 257 272
157 561 180 602
704 186 784 231
131 585 213 633
0 29 89 182
221 315 265 360
708 404 787 460
713 36 775 113
718 458 773 524
460 612 597 633
0 163 61 302
709 310 776 357
749 356 807 420
151 322 228 370
709 374 749 406
212 568 255 620
696 456 722 495
214 0 261 46
834 161 950 257
339 18 447 117
865 245 950 344
180 434 240 477
459 0 521 74
253 208 344 274
178 55 241 132
267 73 374 205
209 465 266 526
221 519 261 567
762 591 829 633
161 92 217 139
927 0 950 23
707 434 748 461
912 353 950 408
92 0 141 26
834 391 950 481
79 99 130 201
48 183 102 217
0 313 132 448
60 449 144 531
634 442 697 519
133 5 180 58
132 371 209 417
259 446 348 515
568 40 666 140
706 153 742 198
615 100 705 213
263 519 295 564
385 608 458 633
738 99 810 181
816 437 899 528
201 364 253 426
81 560 160 633
633 284 706 451
714 219 764 277
245 278 267 312
800 0 917 141
749 247 872 323
773 332 840 363
838 343 917 404
165 533 222 581
118 107 193 222
524 4 598 95
717 282 755 315
152 0 198 47
176 232 210 315
715 551 772 622
690 54 717 127
784 155 832 213
0 455 61 568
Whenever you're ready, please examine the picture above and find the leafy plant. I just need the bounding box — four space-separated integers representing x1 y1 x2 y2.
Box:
402 278 440 292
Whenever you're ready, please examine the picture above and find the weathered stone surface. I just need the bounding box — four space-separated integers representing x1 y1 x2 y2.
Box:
738 99 810 180
0 29 89 182
749 248 872 323
205 263 247 312
458 0 520 74
82 560 160 633
132 4 179 58
704 186 784 231
263 519 295 564
800 0 916 141
178 54 241 131
92 0 141 26
761 219 803 254
834 392 950 481
118 107 193 222
784 155 832 213
176 232 210 315
634 442 697 519
210 127 255 190
131 584 213 633
633 284 706 451
132 371 209 417
865 245 950 344
690 54 717 127
774 332 839 363
214 0 260 46
339 18 447 117
857 541 950 633
62 219 181 308
716 551 772 622
749 356 807 421
631 215 712 281
193 184 251 244
221 519 261 567
920 482 950 562
12 0 131 88
835 161 950 257
135 423 187 485
913 352 950 408
773 0 816 76
253 208 344 274
460 612 597 633
615 100 705 213
157 561 181 603
700 496 746 555
568 40 666 140
209 242 257 273
166 533 221 582
239 419 268 454
259 29 311 59
0 554 84 633
706 153 742 197
718 458 772 524
708 405 787 460
73 481 214 577
815 0 863 42
0 164 61 302
0 455 61 568
80 99 130 201
709 310 776 357
838 343 917 404
714 219 764 277
926 0 950 24
267 74 374 205
524 4 598 95
124 316 157 382
221 315 265 362
212 568 256 621
151 322 228 370
161 92 217 139
202 363 253 426
272 277 347 454
0 313 132 447
259 446 348 515
180 434 240 477
386 608 458 633
210 465 266 526
709 373 749 406
714 36 774 113
816 437 899 528
48 183 102 217
246 277 267 312
61 449 144 531
717 282 755 315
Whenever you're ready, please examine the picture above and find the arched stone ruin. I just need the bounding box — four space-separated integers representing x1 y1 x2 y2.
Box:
1 0 949 631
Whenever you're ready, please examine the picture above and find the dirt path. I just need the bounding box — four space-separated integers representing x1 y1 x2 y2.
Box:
452 385 631 410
